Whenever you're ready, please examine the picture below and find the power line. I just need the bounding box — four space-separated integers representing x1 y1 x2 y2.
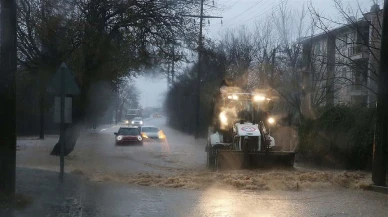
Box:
212 1 281 28
208 0 270 27
229 1 281 26
224 0 241 11
221 0 264 23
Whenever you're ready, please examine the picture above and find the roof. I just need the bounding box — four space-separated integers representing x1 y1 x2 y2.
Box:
298 19 370 44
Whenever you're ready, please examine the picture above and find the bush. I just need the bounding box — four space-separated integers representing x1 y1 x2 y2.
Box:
298 105 375 170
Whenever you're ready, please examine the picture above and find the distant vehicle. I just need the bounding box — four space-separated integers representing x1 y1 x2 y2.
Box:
131 117 143 126
153 113 161 118
125 109 142 124
140 126 166 141
114 127 143 145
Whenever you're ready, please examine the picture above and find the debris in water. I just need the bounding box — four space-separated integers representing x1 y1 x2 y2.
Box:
76 168 372 191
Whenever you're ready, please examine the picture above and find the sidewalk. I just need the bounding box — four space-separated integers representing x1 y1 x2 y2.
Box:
0 167 200 217
0 168 84 217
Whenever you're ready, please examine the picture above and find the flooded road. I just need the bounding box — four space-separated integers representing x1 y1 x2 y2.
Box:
17 117 206 176
13 117 388 216
16 117 372 190
4 168 388 217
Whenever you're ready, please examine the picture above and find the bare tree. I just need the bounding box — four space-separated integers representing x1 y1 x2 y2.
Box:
118 79 140 121
267 1 319 120
218 26 259 90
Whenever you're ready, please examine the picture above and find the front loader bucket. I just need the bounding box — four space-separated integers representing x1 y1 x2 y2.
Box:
216 151 295 170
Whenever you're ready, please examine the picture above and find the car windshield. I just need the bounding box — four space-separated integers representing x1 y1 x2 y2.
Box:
133 117 142 120
141 127 159 133
118 128 139 136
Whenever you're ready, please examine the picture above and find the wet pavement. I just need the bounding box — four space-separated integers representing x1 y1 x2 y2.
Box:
16 117 206 176
1 168 388 217
6 117 388 216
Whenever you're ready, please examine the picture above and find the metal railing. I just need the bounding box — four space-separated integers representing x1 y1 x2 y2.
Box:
348 45 367 57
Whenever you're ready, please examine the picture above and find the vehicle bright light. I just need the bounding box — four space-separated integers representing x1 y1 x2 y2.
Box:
137 136 142 141
125 120 129 124
140 121 143 124
141 132 148 138
232 95 238 100
227 95 232 99
268 117 275 124
158 131 166 139
219 111 228 125
254 95 266 101
117 136 123 141
131 121 134 124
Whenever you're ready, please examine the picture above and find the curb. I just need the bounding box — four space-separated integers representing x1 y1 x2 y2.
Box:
370 185 388 194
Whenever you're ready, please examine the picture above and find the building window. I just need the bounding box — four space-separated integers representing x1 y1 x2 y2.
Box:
341 67 347 77
315 43 321 54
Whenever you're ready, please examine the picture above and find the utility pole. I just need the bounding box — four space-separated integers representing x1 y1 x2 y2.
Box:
171 45 175 84
0 0 17 195
372 0 388 187
39 0 46 140
167 62 171 89
115 82 119 125
59 65 65 182
183 0 222 139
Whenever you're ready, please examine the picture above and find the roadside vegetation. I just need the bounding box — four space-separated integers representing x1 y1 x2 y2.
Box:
165 0 381 171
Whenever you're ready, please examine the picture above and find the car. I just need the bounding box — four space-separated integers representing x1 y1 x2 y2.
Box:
130 117 144 126
153 113 161 118
140 126 166 141
114 127 143 145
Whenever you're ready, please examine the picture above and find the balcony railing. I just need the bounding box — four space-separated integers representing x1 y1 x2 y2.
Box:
348 45 368 59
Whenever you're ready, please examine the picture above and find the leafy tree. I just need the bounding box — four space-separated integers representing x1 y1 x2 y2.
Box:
17 0 201 155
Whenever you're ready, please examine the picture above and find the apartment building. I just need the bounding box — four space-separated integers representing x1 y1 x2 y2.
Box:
300 4 382 107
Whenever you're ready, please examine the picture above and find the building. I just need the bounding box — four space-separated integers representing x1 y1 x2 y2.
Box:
300 4 382 107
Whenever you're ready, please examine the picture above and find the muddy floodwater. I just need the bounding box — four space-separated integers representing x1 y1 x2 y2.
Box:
16 117 375 193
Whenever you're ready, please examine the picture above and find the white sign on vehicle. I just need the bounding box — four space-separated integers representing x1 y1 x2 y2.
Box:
241 126 256 132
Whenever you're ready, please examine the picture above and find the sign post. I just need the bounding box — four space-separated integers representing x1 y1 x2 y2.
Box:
59 64 66 181
47 62 80 181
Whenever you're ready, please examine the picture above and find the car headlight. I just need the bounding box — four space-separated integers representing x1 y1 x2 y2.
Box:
125 120 129 124
158 131 166 139
268 117 275 124
137 136 142 141
139 121 143 124
117 135 123 141
131 121 134 124
254 95 266 101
